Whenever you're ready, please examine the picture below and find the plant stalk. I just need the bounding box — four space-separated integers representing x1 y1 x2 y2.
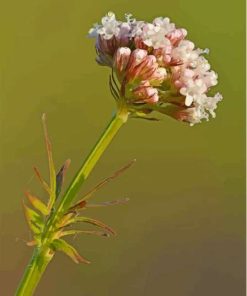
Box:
15 248 52 296
15 109 128 296
57 109 128 212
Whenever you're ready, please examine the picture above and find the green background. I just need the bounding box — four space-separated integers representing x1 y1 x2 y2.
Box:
0 0 245 295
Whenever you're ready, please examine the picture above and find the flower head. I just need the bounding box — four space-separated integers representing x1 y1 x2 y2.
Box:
89 12 222 125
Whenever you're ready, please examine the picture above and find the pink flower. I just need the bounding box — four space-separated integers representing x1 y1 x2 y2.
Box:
89 12 222 125
133 36 149 50
113 48 166 102
127 54 158 82
166 28 187 46
153 46 173 66
115 48 167 84
114 47 131 76
95 32 130 66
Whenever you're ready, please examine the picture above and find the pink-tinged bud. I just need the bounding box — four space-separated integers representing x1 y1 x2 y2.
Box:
114 47 131 75
183 69 195 78
172 68 194 90
174 80 183 89
150 67 167 85
133 81 159 103
134 36 149 50
173 107 196 123
160 104 197 124
95 33 130 66
153 46 172 66
166 29 187 46
154 46 184 67
131 55 157 80
126 49 148 75
125 51 165 83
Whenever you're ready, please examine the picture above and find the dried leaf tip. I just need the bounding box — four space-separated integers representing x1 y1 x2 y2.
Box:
51 239 90 264
75 158 136 205
25 191 49 216
56 159 71 198
33 166 50 194
41 113 56 211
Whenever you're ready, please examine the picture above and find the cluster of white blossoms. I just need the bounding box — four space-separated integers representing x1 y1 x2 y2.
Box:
89 12 222 125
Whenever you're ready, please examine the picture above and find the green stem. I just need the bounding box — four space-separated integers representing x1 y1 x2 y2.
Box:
15 248 52 296
15 109 128 296
57 109 127 211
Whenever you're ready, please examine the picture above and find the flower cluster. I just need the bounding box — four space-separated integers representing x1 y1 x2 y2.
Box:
89 12 222 125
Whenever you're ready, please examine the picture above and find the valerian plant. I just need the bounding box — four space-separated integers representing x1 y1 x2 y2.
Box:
16 12 222 295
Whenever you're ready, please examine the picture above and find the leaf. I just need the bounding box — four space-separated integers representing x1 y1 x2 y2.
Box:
51 239 90 264
87 197 129 208
26 240 37 247
33 166 51 194
56 159 71 199
26 234 41 247
71 159 136 210
25 191 49 216
68 200 87 212
131 114 160 121
58 229 110 238
75 216 116 236
23 203 43 234
56 212 76 228
42 114 56 211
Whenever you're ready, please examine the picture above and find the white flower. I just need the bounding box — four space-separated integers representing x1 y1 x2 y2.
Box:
172 40 198 64
89 12 223 125
185 93 223 125
130 21 145 37
89 12 120 40
125 13 136 24
180 79 207 105
139 18 175 49
153 17 175 31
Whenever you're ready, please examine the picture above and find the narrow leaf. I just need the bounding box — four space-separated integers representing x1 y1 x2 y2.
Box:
59 229 110 238
42 114 56 210
25 235 41 248
68 200 87 212
75 216 116 236
71 159 136 209
33 166 51 194
25 191 49 216
23 203 43 234
26 240 37 247
51 239 90 264
131 115 160 121
87 197 129 208
56 159 71 199
56 212 76 228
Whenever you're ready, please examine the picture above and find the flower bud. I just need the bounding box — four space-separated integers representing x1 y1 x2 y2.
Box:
151 67 167 83
134 36 149 50
153 45 173 66
114 47 131 75
125 52 164 83
166 28 187 46
159 104 199 124
133 81 159 103
125 49 148 77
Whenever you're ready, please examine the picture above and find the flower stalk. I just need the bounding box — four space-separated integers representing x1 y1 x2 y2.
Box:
57 108 128 212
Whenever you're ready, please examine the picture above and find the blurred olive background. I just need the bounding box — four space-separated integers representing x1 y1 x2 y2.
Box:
0 0 245 295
